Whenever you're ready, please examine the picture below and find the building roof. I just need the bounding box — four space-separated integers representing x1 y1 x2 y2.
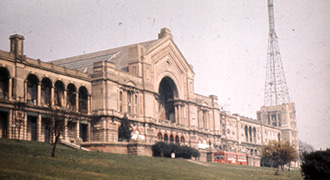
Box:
51 39 159 74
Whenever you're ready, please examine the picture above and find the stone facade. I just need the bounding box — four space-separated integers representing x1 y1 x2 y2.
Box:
0 28 298 166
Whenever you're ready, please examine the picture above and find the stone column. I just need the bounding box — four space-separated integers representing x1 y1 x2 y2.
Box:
197 109 201 128
76 92 79 112
37 83 41 106
8 78 12 100
175 105 178 124
37 113 42 141
88 121 91 142
50 87 54 107
178 105 181 125
63 90 67 107
8 109 12 139
23 112 27 140
88 94 91 114
63 117 68 140
182 105 186 126
24 80 27 102
76 119 80 140
123 90 127 114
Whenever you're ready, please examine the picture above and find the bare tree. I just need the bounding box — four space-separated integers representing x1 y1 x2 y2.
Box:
299 140 314 162
47 106 78 157
13 97 25 140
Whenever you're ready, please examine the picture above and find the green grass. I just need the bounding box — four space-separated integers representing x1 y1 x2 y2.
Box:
0 139 303 180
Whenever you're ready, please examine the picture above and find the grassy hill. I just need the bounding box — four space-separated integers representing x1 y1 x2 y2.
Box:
0 139 302 180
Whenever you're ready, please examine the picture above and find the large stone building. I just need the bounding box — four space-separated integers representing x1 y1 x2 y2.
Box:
0 28 298 166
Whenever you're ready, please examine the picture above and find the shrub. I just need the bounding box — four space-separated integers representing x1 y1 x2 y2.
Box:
300 149 330 180
152 142 200 159
118 116 132 142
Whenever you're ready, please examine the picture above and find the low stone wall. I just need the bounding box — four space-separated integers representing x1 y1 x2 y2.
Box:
82 142 129 154
127 143 153 156
82 142 153 156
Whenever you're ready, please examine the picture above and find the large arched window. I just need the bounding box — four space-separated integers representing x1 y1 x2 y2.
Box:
181 136 185 144
245 125 248 142
158 77 178 122
175 135 180 144
54 81 65 107
157 133 163 141
0 67 10 100
79 86 88 113
41 78 52 106
164 134 168 143
170 134 174 143
67 84 77 109
26 74 39 105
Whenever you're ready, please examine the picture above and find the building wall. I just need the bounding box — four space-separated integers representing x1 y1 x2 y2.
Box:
0 31 299 166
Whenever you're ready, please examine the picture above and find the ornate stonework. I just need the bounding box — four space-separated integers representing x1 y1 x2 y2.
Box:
0 29 298 166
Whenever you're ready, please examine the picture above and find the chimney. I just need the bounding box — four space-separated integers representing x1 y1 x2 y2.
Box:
158 28 172 39
9 34 25 57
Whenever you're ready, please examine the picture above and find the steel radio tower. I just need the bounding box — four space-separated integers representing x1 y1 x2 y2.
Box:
264 0 290 106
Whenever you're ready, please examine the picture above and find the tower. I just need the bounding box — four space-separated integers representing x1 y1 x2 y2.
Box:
258 0 299 167
264 0 290 106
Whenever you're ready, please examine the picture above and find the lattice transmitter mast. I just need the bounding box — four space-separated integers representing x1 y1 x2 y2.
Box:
264 0 290 106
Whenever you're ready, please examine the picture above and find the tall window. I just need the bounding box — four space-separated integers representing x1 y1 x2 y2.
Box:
41 78 52 106
202 110 207 129
27 74 39 105
54 81 64 107
134 94 138 115
272 114 277 126
127 91 132 115
278 114 282 127
119 91 123 113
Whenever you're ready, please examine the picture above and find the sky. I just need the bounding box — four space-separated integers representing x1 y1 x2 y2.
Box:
0 0 329 150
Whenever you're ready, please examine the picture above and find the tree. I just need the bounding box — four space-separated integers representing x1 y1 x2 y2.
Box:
301 149 330 180
48 106 78 157
261 140 298 175
118 115 132 142
299 140 314 162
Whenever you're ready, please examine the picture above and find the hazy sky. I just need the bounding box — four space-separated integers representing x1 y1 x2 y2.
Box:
1 0 329 150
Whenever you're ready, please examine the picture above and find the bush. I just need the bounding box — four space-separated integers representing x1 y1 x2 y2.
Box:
301 149 330 180
152 142 200 159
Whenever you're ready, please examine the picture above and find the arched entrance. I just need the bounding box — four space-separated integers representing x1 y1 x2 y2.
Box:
158 77 178 122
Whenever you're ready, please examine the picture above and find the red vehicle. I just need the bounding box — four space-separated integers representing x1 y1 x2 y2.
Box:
214 151 247 165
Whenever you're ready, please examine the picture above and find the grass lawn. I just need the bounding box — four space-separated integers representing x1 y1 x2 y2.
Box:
0 139 303 180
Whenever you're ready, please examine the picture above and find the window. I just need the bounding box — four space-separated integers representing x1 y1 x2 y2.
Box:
127 91 132 115
119 91 123 113
272 114 277 126
215 154 224 160
278 114 282 127
134 94 138 115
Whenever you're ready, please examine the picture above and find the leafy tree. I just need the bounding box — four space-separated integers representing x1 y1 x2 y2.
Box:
301 149 330 180
261 140 298 175
118 115 132 142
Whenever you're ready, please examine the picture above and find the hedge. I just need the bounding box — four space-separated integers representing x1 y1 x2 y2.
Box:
300 149 330 180
152 142 200 159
